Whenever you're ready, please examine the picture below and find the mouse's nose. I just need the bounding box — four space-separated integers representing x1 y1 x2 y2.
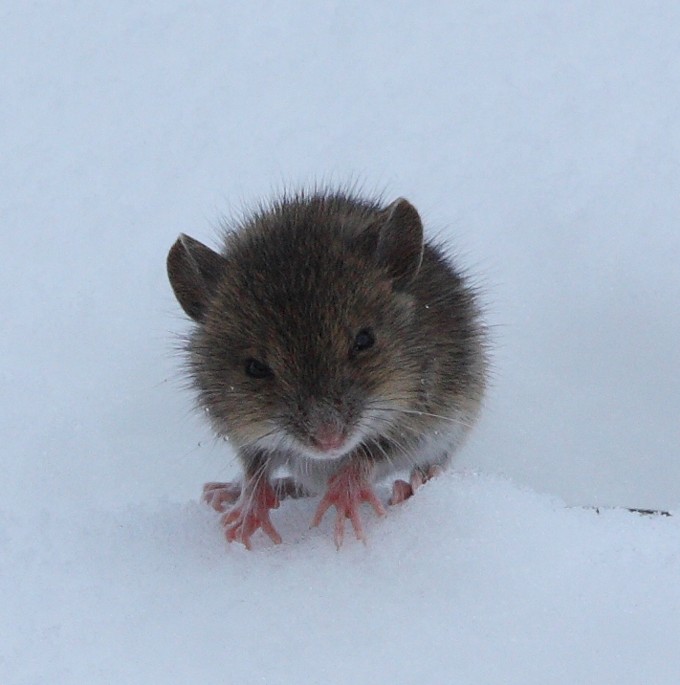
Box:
311 425 346 452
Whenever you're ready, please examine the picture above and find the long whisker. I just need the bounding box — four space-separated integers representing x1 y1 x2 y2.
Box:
367 405 475 429
366 434 420 474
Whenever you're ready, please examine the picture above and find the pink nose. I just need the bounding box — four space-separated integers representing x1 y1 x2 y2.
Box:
312 427 346 452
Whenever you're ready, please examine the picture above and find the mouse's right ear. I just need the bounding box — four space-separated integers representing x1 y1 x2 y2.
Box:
167 234 227 323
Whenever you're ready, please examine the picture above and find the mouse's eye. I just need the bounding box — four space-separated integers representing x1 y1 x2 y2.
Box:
244 358 273 379
352 328 375 353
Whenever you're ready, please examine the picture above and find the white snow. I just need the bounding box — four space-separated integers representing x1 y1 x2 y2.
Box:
2 3 679 684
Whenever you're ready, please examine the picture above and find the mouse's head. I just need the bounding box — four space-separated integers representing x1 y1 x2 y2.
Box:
168 194 425 461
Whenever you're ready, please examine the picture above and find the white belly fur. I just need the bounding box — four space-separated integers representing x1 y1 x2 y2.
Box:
288 412 473 493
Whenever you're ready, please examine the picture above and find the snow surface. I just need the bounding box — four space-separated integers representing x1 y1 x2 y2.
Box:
2 3 680 684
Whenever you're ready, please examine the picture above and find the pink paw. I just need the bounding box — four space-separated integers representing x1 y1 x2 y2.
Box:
219 480 282 549
202 477 311 512
202 481 242 512
311 463 386 548
389 464 444 505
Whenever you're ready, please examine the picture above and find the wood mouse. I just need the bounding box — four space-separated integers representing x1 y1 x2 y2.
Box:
167 190 487 548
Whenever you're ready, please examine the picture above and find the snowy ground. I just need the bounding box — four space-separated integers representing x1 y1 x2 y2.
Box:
2 3 680 684
3 474 679 684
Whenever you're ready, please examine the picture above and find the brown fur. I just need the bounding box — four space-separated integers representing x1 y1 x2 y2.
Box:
168 189 487 489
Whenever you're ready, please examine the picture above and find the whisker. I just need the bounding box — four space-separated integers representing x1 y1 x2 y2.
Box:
367 405 475 430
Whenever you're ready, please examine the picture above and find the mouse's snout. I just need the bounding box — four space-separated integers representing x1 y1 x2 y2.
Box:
290 397 363 460
310 424 347 452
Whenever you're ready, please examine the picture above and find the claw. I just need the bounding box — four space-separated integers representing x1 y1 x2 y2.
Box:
217 480 282 549
202 482 242 512
390 464 444 505
389 479 413 505
203 477 311 513
311 462 385 548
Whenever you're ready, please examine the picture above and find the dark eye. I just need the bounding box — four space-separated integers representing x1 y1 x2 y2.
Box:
244 358 273 379
352 328 375 353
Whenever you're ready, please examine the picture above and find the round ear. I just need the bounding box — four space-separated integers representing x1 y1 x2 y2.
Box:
376 198 424 289
167 234 227 322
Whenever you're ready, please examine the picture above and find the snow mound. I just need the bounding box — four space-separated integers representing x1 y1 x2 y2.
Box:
2 473 678 684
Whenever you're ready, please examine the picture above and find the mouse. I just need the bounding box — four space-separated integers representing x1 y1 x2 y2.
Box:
167 189 488 548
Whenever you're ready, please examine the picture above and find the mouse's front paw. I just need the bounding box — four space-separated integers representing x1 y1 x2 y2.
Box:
311 463 386 548
389 464 444 505
219 480 282 549
202 481 242 512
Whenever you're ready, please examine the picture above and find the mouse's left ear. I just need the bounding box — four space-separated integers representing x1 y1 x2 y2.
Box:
376 198 424 289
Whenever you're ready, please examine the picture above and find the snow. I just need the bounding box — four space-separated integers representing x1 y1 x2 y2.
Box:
1 3 679 684
4 475 680 684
